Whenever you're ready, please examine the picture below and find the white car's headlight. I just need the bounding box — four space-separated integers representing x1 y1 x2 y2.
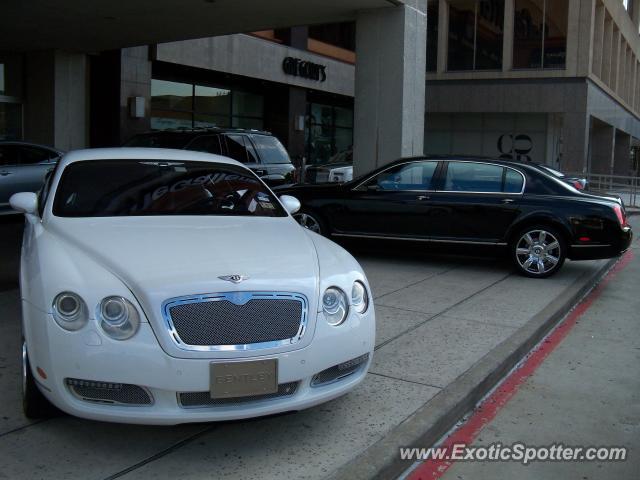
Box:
98 296 140 340
52 292 88 331
322 287 349 326
351 281 369 314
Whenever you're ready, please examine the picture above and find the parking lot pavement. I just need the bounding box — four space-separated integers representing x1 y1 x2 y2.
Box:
0 220 635 479
434 234 640 480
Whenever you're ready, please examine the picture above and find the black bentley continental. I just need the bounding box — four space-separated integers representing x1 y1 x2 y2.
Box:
277 156 632 278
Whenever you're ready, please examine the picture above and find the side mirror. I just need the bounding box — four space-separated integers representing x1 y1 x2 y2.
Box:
9 192 38 215
279 195 301 215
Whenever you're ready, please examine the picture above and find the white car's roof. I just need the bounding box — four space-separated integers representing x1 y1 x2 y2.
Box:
59 148 243 169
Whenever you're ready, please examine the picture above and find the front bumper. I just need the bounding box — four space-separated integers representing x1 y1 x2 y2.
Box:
22 301 375 425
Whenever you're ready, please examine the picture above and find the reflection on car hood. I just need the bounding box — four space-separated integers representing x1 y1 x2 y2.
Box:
47 215 320 303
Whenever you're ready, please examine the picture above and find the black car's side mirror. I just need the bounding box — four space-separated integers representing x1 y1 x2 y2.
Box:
366 184 380 192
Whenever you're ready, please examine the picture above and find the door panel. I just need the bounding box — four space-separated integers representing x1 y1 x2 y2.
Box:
334 161 444 238
435 161 524 242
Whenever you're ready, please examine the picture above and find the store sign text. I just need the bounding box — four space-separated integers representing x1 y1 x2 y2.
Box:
282 57 327 82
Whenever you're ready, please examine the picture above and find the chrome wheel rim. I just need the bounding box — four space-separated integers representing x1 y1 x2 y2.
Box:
294 213 321 234
515 230 561 275
22 341 27 397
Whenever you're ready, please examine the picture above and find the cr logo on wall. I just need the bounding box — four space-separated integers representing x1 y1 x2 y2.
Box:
498 134 533 162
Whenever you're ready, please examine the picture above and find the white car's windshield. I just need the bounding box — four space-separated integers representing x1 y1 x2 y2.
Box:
53 160 287 218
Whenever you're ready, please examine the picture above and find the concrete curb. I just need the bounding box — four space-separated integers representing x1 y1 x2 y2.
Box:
327 257 619 480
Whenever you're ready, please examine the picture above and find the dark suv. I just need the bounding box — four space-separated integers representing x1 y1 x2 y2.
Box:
125 129 294 186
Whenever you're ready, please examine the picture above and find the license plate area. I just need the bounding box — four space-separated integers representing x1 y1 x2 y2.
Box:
210 359 278 399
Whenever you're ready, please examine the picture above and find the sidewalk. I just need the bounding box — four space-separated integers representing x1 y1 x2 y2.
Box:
433 238 639 479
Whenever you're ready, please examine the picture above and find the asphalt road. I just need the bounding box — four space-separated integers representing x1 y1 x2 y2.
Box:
0 215 634 480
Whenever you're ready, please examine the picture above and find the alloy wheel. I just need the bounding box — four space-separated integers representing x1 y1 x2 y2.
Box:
294 213 322 234
515 229 562 275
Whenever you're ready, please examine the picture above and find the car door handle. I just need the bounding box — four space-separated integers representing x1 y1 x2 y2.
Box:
501 198 514 204
416 195 430 201
0 171 12 177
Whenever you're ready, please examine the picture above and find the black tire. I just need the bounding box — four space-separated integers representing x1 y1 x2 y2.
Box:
510 224 566 278
293 210 327 236
22 342 56 419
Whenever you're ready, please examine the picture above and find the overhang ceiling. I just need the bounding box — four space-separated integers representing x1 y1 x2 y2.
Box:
0 0 399 52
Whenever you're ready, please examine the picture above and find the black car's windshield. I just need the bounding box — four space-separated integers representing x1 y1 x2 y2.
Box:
53 160 287 218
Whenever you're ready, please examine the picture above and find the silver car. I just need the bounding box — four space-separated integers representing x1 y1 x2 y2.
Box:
0 142 63 214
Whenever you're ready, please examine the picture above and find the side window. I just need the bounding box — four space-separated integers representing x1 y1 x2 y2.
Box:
443 162 504 193
225 135 250 163
20 146 57 165
0 145 19 166
186 135 223 155
504 169 525 193
244 137 260 163
366 162 438 191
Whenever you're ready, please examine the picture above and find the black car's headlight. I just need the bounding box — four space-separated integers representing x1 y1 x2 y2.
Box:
351 281 369 314
97 296 140 340
322 287 349 326
52 292 88 331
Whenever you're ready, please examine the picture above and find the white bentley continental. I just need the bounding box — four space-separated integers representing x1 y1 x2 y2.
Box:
11 148 375 425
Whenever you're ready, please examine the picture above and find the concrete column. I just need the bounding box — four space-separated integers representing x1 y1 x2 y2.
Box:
611 28 621 92
592 2 605 78
437 0 448 73
602 15 613 86
589 118 615 174
119 46 151 144
613 130 631 175
287 87 307 161
353 1 427 175
24 50 88 150
562 112 590 173
633 0 640 32
502 0 514 72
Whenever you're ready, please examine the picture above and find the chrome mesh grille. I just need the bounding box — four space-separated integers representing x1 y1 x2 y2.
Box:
66 378 152 405
178 382 298 408
165 293 306 348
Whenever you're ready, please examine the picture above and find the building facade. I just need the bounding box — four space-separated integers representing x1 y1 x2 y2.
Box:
424 0 640 175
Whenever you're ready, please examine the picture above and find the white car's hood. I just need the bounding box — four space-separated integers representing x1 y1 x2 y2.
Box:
46 215 320 358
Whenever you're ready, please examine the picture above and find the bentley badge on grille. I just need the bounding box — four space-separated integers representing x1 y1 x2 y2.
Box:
218 274 250 284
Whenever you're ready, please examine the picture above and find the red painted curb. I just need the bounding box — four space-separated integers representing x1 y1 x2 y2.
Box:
408 250 635 480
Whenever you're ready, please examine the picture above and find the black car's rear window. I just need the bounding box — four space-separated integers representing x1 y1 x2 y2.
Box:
250 135 291 164
53 160 287 218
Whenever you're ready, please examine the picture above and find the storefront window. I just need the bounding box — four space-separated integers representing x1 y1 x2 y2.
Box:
0 103 22 141
194 85 231 116
151 79 264 130
151 80 192 111
448 0 504 71
513 0 568 69
0 59 24 141
306 103 353 165
426 0 439 72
